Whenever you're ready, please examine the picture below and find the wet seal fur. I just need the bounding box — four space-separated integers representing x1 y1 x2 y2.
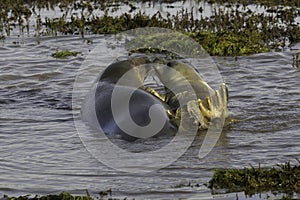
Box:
94 56 176 141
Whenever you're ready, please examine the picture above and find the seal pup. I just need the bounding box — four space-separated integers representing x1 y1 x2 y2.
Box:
94 56 176 141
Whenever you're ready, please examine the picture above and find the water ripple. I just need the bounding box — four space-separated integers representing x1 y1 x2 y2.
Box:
0 36 299 198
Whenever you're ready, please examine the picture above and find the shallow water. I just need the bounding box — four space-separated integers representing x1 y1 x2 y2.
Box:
0 33 299 199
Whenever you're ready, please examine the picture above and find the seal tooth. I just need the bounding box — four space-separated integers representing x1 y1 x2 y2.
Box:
221 83 229 118
167 109 176 119
221 83 229 103
199 99 212 120
143 86 165 102
221 84 228 104
215 89 222 109
206 96 213 111
196 100 208 129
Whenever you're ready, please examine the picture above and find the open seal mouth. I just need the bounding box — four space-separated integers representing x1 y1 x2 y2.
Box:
195 83 229 129
152 59 229 130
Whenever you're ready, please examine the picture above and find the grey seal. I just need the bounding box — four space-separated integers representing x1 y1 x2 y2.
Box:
94 56 176 141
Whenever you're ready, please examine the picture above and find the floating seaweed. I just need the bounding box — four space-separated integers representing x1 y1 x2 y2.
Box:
52 50 79 59
1 192 92 200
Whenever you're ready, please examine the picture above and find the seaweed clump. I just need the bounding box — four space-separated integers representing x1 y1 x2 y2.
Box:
52 50 79 59
89 8 300 56
208 161 300 196
0 0 300 56
0 190 132 200
1 192 92 200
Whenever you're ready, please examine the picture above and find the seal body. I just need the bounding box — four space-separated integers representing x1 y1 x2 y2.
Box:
82 57 229 140
94 56 176 141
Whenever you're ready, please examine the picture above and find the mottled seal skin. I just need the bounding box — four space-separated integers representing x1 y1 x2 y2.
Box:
95 56 176 141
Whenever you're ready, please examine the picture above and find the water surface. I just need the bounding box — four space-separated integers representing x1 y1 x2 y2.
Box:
0 33 300 199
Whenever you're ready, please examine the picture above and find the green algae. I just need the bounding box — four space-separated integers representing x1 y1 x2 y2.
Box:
91 7 299 56
53 7 300 56
188 31 270 56
0 0 300 56
52 50 79 59
126 31 206 58
207 161 300 196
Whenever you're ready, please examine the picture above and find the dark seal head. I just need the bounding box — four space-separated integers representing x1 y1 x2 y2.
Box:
99 56 150 84
94 56 176 141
